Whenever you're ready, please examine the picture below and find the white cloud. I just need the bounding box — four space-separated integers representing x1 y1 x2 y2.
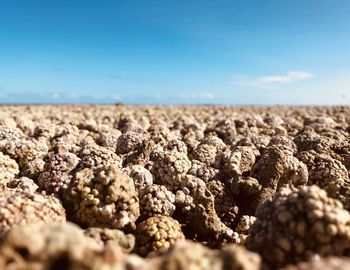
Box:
151 93 162 100
179 92 215 100
110 95 120 101
232 71 315 89
52 93 60 100
196 92 215 99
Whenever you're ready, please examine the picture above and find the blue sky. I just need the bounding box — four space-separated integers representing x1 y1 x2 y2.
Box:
0 0 350 104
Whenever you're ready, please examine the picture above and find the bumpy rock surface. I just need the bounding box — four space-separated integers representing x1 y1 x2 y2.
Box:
250 146 308 212
297 150 350 210
148 240 261 270
0 152 19 183
37 152 79 196
126 164 153 192
139 184 176 218
175 175 238 245
246 185 350 268
64 163 140 229
2 105 350 269
84 227 135 253
135 216 185 256
0 222 111 270
0 192 66 236
5 177 39 195
151 149 191 190
282 256 350 270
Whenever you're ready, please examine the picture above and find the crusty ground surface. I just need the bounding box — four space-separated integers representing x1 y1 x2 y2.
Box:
1 105 350 270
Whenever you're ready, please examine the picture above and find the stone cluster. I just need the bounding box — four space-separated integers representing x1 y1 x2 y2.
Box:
1 105 350 269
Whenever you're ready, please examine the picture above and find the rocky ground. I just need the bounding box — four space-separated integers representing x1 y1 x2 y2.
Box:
1 105 350 269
